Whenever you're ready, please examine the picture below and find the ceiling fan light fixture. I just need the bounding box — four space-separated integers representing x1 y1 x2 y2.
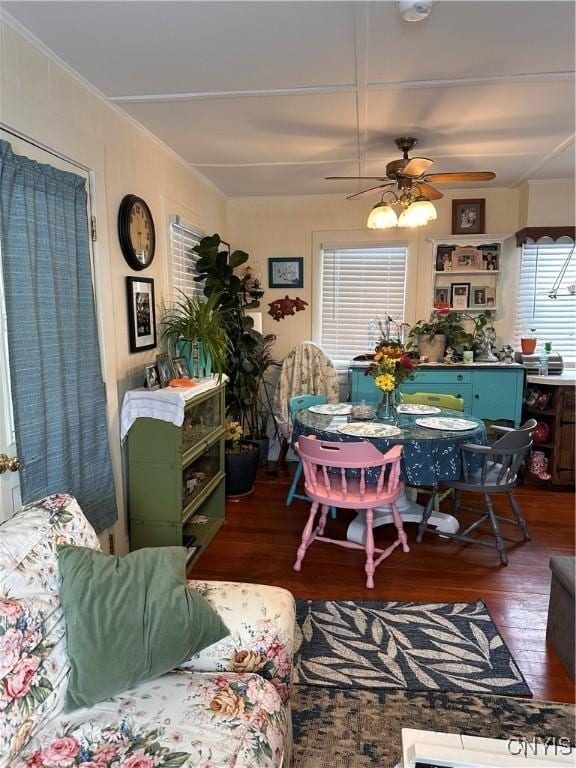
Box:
410 197 438 223
398 0 433 22
367 202 398 229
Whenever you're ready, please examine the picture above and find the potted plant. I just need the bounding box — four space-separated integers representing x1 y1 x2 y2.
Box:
223 421 260 498
193 233 270 493
161 291 228 377
407 311 472 362
243 333 280 466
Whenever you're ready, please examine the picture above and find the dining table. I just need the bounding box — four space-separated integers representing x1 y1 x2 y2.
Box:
293 403 487 545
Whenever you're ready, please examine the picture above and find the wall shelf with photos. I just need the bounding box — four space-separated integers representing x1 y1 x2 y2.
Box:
427 234 511 313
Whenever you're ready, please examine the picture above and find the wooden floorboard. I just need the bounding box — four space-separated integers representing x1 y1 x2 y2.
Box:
191 464 576 704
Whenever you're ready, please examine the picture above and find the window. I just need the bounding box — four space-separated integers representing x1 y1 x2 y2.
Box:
515 240 576 360
170 216 205 297
318 244 408 368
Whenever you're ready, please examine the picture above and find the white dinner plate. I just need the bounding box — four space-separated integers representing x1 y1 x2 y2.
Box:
337 422 402 438
415 417 478 432
308 403 353 415
396 404 441 415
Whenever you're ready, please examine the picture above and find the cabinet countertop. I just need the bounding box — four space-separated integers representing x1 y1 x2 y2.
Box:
348 361 523 370
527 371 576 387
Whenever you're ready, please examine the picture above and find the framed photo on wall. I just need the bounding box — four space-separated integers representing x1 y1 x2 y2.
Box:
451 282 470 310
268 257 304 288
451 199 485 235
126 277 157 353
471 286 488 308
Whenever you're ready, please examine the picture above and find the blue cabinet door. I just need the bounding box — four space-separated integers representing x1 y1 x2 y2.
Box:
471 369 524 425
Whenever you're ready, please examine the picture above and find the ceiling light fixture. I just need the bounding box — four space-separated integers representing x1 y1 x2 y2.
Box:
367 189 437 230
398 0 434 22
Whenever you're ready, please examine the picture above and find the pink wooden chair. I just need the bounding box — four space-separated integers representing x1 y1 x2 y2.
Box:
294 436 409 588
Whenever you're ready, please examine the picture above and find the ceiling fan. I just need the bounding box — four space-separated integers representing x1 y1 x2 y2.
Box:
325 137 496 229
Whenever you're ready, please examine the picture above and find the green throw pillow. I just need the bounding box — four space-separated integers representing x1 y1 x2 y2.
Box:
57 545 228 711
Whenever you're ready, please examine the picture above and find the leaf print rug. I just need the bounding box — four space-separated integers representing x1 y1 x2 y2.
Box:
294 599 531 696
292 688 575 768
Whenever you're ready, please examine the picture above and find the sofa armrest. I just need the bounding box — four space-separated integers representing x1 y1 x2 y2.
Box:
181 580 296 703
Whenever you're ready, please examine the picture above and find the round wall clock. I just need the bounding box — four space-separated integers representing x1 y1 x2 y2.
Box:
118 194 156 270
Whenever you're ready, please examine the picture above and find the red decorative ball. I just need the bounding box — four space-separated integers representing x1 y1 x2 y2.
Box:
532 421 551 444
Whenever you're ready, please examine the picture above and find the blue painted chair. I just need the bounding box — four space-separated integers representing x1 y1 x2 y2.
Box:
285 395 337 520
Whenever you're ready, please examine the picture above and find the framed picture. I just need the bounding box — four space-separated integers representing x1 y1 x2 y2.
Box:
450 282 470 310
485 287 496 308
451 199 486 235
126 277 156 353
471 286 488 308
435 245 455 272
434 287 450 307
172 356 191 379
481 250 499 271
156 353 173 387
452 246 482 270
144 363 160 391
268 257 304 288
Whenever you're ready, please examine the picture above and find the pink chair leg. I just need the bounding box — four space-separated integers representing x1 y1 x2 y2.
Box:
318 504 330 536
294 502 319 572
364 508 375 589
390 502 410 553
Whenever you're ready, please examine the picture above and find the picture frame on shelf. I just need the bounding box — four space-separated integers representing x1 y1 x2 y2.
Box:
451 282 470 309
481 250 499 270
452 246 483 270
435 245 455 272
485 287 496 308
126 276 157 353
268 257 304 288
155 353 173 387
172 356 191 379
144 363 160 391
451 199 486 235
434 287 450 308
471 286 488 308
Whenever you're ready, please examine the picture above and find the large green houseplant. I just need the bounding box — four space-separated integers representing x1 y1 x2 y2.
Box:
193 234 276 493
407 311 472 361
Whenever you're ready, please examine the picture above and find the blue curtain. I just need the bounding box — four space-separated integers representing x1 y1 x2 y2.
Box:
0 139 116 532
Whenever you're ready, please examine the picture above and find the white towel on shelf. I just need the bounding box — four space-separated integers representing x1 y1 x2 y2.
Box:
120 376 225 440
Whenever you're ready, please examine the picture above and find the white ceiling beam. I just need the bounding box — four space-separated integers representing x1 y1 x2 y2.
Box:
191 159 358 168
108 70 574 104
510 134 576 187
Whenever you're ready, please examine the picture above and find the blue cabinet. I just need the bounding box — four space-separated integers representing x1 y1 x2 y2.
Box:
349 364 525 426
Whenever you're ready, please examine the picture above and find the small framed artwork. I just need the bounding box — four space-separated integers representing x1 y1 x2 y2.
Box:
485 287 496 308
172 356 191 379
450 282 470 310
156 353 173 387
434 287 450 307
451 199 485 235
268 257 304 289
471 286 488 308
452 246 482 270
144 363 160 391
126 277 157 353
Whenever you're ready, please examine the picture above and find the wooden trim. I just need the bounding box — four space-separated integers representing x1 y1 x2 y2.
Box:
515 226 576 246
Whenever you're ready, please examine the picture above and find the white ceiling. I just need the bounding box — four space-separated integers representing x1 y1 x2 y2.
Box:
3 1 575 197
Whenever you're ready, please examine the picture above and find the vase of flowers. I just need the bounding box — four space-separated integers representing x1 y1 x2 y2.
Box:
366 340 417 421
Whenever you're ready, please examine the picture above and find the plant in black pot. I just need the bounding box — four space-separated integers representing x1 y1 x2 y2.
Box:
243 333 280 466
223 421 260 498
193 234 275 493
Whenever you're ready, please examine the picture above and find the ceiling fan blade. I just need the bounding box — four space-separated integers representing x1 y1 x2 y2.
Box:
346 183 395 200
423 171 496 184
414 182 444 200
325 176 389 181
400 157 434 178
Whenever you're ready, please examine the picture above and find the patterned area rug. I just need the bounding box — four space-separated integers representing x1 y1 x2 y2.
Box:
292 687 575 768
294 599 531 696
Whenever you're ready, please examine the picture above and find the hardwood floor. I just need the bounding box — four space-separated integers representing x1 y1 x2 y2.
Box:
192 464 576 704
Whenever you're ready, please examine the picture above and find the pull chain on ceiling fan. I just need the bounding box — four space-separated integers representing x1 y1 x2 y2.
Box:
326 137 496 229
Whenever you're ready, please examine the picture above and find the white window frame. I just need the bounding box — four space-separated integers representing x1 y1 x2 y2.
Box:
169 215 206 299
312 238 410 370
514 238 576 363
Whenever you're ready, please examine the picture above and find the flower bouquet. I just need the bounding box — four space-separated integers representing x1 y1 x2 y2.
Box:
365 337 417 418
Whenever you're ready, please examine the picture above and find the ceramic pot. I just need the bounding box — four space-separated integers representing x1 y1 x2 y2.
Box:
532 421 551 444
520 338 537 354
225 440 260 497
246 436 270 467
418 334 446 363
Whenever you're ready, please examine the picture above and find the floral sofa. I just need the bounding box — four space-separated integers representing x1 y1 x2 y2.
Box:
0 494 296 768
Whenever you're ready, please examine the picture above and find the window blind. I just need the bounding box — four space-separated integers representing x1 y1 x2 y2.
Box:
515 240 576 359
170 216 205 297
319 245 408 368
